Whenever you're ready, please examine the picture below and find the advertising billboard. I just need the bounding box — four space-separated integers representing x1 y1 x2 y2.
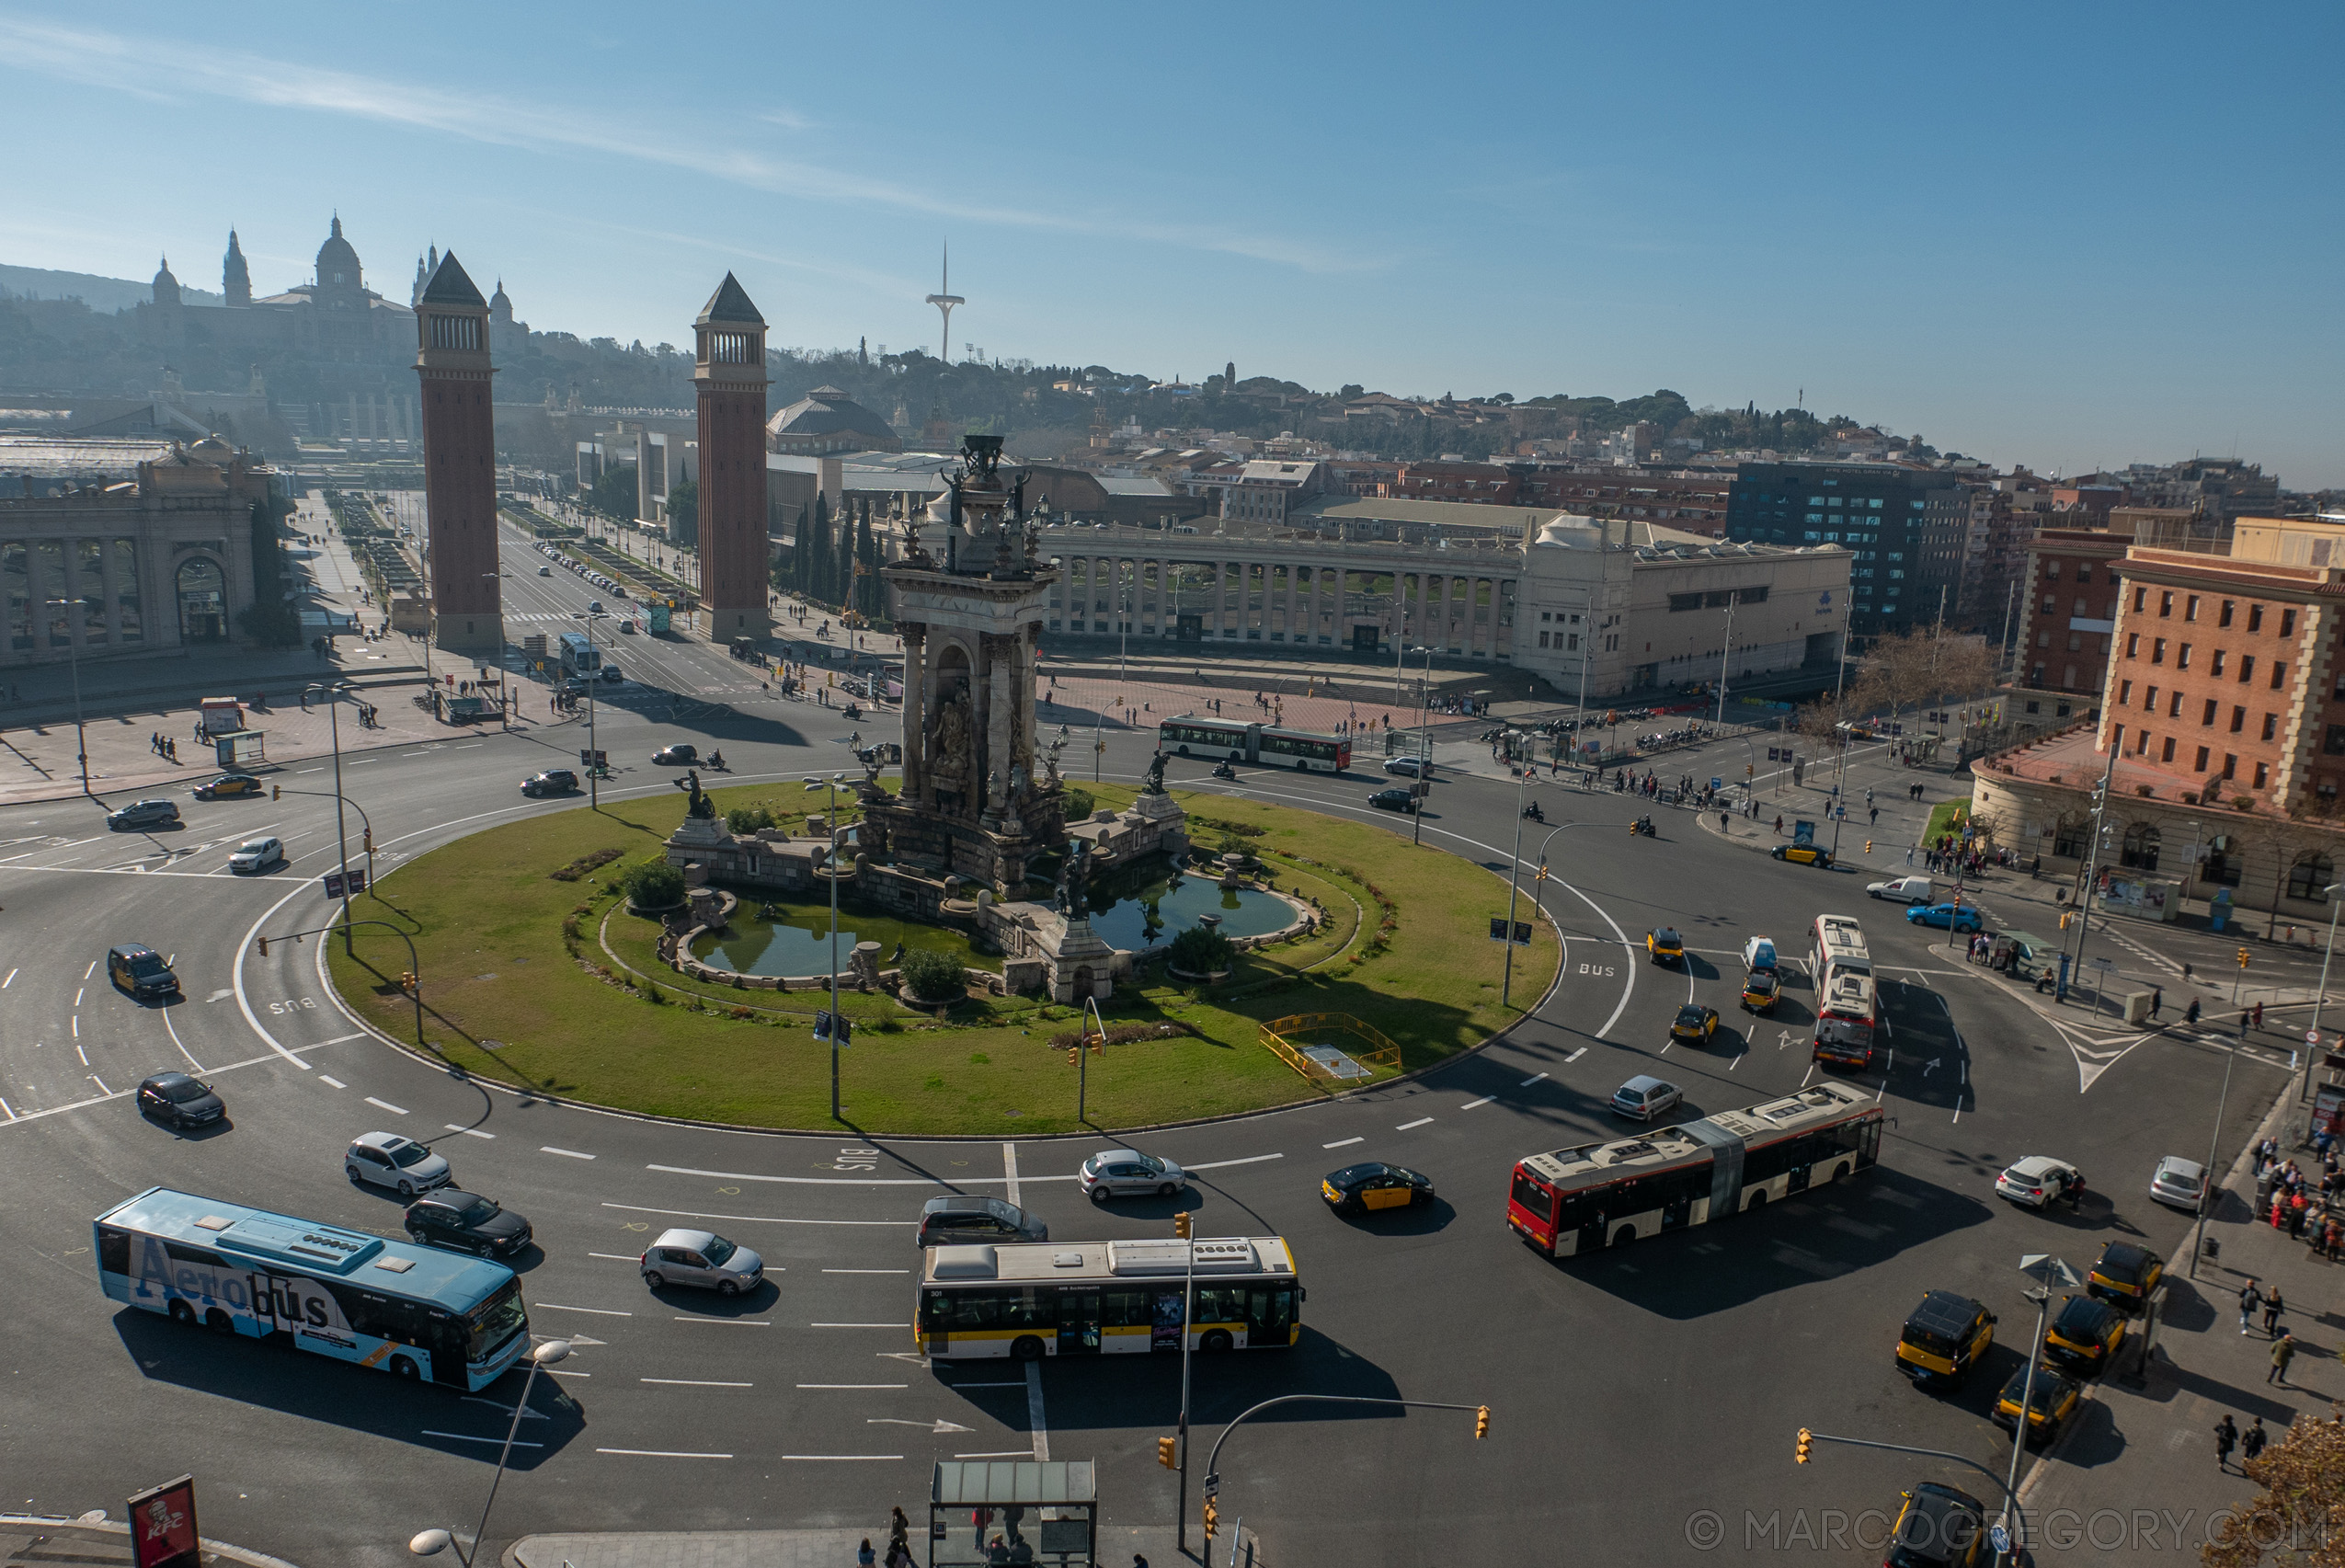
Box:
128 1474 200 1568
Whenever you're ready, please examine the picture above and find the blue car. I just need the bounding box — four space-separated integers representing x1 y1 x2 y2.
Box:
1907 901 1984 933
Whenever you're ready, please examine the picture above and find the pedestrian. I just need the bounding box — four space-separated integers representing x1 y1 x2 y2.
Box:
2214 1413 2239 1471
2187 998 2202 1024
2264 1288 2285 1336
858 1540 876 1568
2240 1278 2263 1333
2254 1001 2265 1030
2243 1416 2269 1465
2151 986 2162 1019
2271 1333 2297 1385
2290 1194 2310 1239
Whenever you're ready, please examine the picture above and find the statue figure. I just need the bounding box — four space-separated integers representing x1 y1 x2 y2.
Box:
857 745 885 795
680 768 715 820
1010 761 1027 800
1059 841 1092 920
1140 750 1169 796
1044 732 1066 789
930 689 972 788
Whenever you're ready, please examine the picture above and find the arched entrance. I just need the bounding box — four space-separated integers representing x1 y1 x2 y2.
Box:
2121 821 2160 872
177 557 226 644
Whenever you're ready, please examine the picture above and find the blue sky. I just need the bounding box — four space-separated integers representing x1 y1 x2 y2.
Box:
2 2 2339 486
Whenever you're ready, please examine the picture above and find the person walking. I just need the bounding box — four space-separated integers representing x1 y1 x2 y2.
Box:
2270 1333 2297 1386
858 1540 876 1568
2151 986 2163 1020
2239 1278 2262 1333
2264 1287 2286 1337
2214 1413 2239 1471
2187 998 2202 1024
2243 1416 2269 1466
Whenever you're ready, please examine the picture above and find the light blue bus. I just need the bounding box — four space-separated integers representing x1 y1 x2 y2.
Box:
95 1187 532 1391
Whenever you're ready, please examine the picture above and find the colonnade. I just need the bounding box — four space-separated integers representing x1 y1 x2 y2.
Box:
1046 553 1517 658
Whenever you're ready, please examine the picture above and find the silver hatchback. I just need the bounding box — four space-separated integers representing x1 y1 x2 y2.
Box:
641 1227 765 1296
345 1130 452 1196
1079 1148 1188 1202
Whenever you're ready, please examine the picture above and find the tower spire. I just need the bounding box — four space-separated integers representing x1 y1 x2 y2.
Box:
923 241 964 364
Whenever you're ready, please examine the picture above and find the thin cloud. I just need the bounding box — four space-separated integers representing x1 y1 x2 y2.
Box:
0 17 1380 274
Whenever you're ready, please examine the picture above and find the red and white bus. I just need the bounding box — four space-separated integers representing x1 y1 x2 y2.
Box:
1158 716 1351 773
1810 913 1879 1069
1506 1082 1884 1257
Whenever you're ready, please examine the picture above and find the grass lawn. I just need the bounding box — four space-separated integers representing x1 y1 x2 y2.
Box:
1924 799 1974 843
326 782 1558 1135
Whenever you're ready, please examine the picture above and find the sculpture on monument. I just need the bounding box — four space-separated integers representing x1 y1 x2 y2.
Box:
1043 731 1066 790
679 768 715 819
1140 751 1169 796
1058 841 1092 920
930 690 973 799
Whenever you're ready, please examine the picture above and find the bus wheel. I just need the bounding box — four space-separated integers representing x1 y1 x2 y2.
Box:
1834 1162 1851 1183
168 1299 197 1326
1202 1330 1233 1353
1745 1191 1767 1213
1012 1336 1046 1362
204 1308 234 1334
391 1356 420 1380
1612 1226 1636 1249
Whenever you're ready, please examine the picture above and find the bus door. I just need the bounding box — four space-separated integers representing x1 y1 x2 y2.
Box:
1056 1289 1100 1356
1244 1284 1295 1347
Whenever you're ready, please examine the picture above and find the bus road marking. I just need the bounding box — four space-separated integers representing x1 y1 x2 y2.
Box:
1396 1116 1433 1131
365 1096 407 1115
319 1076 346 1089
1459 1095 1495 1110
542 1145 595 1159
534 1303 634 1316
1322 1137 1363 1150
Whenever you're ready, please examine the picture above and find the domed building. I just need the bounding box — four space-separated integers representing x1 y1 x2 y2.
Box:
765 385 901 456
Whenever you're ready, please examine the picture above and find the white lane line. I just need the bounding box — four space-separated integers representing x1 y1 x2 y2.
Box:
812 1322 912 1329
642 1150 1284 1188
1730 1050 1746 1071
82 960 96 979
596 1448 734 1459
1459 1095 1495 1110
424 1431 543 1448
823 1268 910 1275
349 758 377 765
304 1033 366 1048
76 1043 89 1066
1396 1116 1434 1131
533 1303 634 1317
1562 1047 1587 1063
319 1075 347 1089
74 988 83 1006
1026 1358 1049 1462
543 1368 590 1379
0 1098 13 1120
365 1096 407 1115
88 1074 109 1094
2 968 15 987
800 1383 908 1389
296 767 324 774
71 1016 78 1038
1322 1137 1363 1149
641 1378 753 1387
777 1455 898 1462
942 1381 1024 1388
1002 1140 1020 1206
955 1450 1035 1459
1522 1071 1554 1088
449 1126 495 1139
234 878 320 1070
541 1145 595 1160
605 1202 913 1228
589 1253 641 1261
674 1317 770 1326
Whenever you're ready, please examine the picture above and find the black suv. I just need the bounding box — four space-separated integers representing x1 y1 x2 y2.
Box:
136 1071 223 1128
404 1190 533 1258
106 798 182 831
108 944 180 1000
520 769 580 797
917 1196 1049 1248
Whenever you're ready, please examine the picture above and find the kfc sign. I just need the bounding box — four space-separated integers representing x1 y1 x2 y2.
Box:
128 1474 200 1568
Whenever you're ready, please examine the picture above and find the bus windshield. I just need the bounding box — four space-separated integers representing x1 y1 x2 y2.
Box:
468 1278 526 1362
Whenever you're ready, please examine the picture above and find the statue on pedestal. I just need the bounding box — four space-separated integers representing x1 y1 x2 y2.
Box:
1140 751 1169 796
680 769 715 820
1044 733 1066 790
1059 841 1092 920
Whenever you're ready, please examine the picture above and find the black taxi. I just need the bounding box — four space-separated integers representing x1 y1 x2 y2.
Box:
1896 1290 1996 1390
2087 1241 2165 1312
2042 1294 2129 1378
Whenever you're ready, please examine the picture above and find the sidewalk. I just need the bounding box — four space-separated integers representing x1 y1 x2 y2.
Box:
2009 1072 2338 1563
0 1515 298 1568
509 1524 1215 1568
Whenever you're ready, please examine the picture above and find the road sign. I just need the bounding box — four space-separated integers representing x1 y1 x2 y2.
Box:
2308 1029 2323 1047
346 866 368 893
1990 1525 2011 1555
2089 956 2116 970
1203 1472 1220 1500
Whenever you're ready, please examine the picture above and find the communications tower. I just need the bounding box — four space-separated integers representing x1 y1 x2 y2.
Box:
923 243 964 364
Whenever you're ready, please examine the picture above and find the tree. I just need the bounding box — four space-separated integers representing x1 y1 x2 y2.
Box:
589 463 637 521
1169 925 1235 975
664 476 698 548
2202 1411 2345 1566
898 946 967 1002
622 857 685 910
235 494 302 647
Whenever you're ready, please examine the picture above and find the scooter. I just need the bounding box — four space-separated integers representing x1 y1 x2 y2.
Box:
1522 802 1544 821
706 751 727 772
1210 761 1239 782
1631 815 1655 837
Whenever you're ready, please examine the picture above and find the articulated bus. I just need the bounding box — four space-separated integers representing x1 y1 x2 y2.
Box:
95 1187 532 1391
1810 913 1879 1068
1506 1082 1883 1258
1159 715 1351 772
918 1235 1301 1360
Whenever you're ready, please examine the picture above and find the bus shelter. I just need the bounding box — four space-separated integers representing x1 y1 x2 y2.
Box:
929 1460 1096 1568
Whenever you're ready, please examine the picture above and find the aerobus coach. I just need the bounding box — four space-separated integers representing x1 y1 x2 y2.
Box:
918 1235 1301 1360
1506 1082 1883 1257
94 1187 532 1391
1158 715 1350 772
1810 913 1880 1068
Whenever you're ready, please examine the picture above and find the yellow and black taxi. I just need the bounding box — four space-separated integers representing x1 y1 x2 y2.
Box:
2042 1293 2129 1378
1896 1289 1996 1390
1770 842 1832 867
1646 926 1686 965
2087 1240 2164 1311
192 772 263 800
1883 1481 1986 1567
107 942 180 1001
1321 1162 1436 1214
1740 967 1780 1012
1670 1004 1721 1045
1991 1364 2083 1447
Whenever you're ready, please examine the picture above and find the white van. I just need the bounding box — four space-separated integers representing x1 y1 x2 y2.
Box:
1866 875 1935 904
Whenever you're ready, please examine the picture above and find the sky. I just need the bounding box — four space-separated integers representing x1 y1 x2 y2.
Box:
2 2 2339 486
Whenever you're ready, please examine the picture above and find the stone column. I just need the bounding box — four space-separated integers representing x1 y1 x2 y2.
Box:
900 621 927 799
988 633 1013 815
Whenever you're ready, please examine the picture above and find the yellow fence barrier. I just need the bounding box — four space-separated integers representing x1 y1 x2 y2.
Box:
1258 1012 1404 1089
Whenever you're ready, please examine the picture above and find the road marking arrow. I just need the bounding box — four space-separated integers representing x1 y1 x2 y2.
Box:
869 1418 974 1434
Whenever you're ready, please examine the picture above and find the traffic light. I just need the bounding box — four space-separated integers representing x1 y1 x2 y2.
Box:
1068 1045 1080 1067
1864 841 1873 854
398 971 418 993
257 935 269 956
1089 1034 1104 1057
2239 948 2252 969
1474 1405 1490 1439
1173 1212 1193 1241
362 829 373 854
1202 1499 1218 1540
1157 1436 1177 1470
2059 910 2075 930
271 784 282 800
1534 864 1548 885
1796 1427 1813 1465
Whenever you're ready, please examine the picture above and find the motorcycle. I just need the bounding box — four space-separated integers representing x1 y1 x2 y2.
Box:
707 751 726 772
1522 802 1544 821
1630 815 1656 837
1210 761 1239 782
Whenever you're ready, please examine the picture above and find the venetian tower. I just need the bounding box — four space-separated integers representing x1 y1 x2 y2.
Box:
692 273 772 640
414 252 504 655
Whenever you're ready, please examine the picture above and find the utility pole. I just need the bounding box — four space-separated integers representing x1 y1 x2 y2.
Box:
1412 645 1435 847
1502 756 1528 1006
2063 746 2119 1006
1713 592 1736 734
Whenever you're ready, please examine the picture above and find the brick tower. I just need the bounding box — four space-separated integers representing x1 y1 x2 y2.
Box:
414 252 503 656
692 273 772 641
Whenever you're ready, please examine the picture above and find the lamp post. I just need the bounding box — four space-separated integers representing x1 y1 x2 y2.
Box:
804 771 848 1121
303 681 359 955
2187 1022 2246 1282
40 597 89 796
577 610 614 807
1998 1256 2076 1567
1411 645 1436 847
406 1338 571 1567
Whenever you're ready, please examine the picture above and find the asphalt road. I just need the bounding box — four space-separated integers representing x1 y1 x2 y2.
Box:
0 539 2310 1566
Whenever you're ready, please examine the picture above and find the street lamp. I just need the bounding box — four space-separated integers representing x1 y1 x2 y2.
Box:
40 597 89 796
1997 1256 2076 1567
2188 1021 2247 1282
804 772 849 1121
406 1338 571 1567
577 610 615 807
1411 645 1436 847
483 573 511 732
303 681 360 955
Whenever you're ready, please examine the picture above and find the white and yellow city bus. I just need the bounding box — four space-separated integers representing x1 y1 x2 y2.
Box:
917 1236 1302 1360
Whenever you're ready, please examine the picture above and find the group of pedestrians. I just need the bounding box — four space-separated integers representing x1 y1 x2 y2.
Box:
2255 1138 2345 1253
852 1506 917 1568
2212 1413 2270 1471
147 732 179 761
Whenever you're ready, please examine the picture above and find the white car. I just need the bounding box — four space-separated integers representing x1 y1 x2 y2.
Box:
1383 756 1428 778
346 1131 452 1196
1079 1148 1188 1201
640 1227 765 1296
2150 1155 2207 1212
1995 1156 2084 1209
1611 1075 1684 1121
227 836 285 874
